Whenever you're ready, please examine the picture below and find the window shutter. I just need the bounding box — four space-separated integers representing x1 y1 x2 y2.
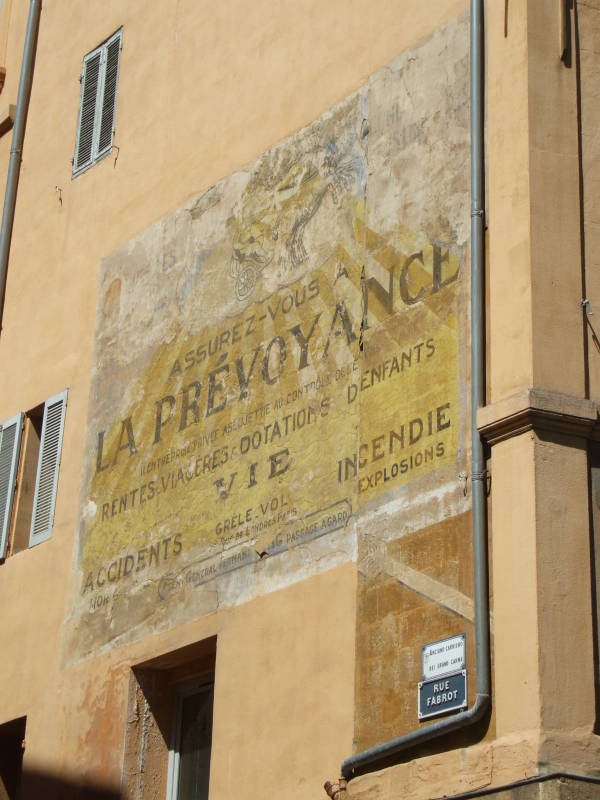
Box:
29 390 67 547
74 51 102 173
73 29 122 176
0 413 23 559
97 32 121 156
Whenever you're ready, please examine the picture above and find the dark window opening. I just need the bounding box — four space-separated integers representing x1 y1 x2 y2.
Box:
0 716 26 800
168 679 214 800
122 638 216 800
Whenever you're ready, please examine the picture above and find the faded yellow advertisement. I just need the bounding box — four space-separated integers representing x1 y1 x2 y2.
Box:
67 17 469 657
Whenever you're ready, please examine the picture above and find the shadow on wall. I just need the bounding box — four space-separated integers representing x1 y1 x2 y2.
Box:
0 717 122 799
17 771 122 800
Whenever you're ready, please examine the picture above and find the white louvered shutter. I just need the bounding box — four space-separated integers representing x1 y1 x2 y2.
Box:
0 413 23 559
74 50 101 174
73 30 122 176
29 390 67 547
97 33 121 157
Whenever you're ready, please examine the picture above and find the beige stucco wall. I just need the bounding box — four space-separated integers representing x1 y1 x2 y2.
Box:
0 1 468 796
0 1 599 799
580 1 600 395
487 0 596 747
350 1 600 797
44 565 354 798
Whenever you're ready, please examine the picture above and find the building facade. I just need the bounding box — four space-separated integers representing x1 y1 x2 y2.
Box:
0 2 599 799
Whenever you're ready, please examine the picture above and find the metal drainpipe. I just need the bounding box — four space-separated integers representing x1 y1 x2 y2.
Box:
0 0 42 333
339 0 489 782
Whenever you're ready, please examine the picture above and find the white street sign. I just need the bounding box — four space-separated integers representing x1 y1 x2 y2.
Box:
422 634 466 680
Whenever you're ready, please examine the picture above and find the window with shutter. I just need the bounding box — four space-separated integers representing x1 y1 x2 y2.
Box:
73 29 122 177
75 51 101 171
29 390 67 547
0 413 23 559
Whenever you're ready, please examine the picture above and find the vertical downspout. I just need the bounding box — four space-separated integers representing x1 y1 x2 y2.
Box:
339 0 489 781
0 0 41 333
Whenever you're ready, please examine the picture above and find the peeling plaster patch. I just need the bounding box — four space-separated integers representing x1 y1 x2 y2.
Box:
65 15 470 662
361 478 471 541
385 555 474 621
82 501 98 522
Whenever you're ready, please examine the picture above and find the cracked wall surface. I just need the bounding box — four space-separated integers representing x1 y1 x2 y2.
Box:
64 13 472 716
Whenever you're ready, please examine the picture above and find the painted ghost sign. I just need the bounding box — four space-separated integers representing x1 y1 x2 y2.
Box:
66 17 470 658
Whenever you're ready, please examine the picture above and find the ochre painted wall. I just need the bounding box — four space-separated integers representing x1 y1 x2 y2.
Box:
0 1 599 799
0 2 467 796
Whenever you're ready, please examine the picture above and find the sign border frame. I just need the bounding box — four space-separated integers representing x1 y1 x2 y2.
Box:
421 632 466 681
418 669 468 721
